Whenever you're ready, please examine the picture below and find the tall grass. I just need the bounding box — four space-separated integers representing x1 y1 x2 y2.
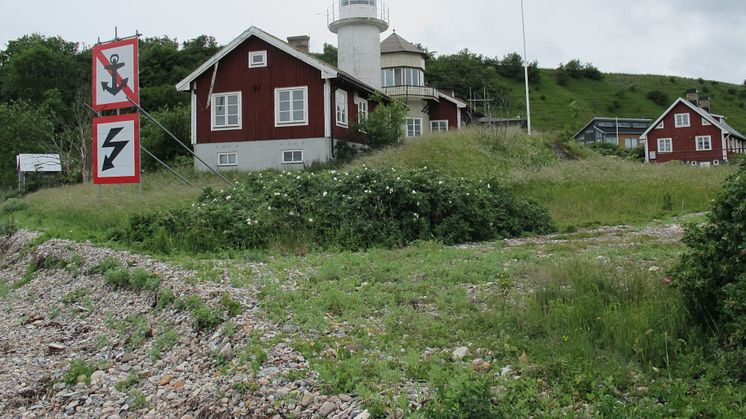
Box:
353 127 733 230
13 171 227 241
509 159 728 229
523 260 700 368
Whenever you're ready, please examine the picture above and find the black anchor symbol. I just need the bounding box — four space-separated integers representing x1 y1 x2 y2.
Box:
101 54 129 96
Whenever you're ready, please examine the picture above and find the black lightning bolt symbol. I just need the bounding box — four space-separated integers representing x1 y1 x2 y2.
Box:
102 127 128 171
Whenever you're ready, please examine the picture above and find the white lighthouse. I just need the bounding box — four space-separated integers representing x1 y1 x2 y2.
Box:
328 0 390 89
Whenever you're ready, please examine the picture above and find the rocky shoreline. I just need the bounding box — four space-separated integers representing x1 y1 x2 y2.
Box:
0 231 369 418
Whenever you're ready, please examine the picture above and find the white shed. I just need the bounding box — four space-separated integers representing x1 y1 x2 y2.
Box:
16 154 62 192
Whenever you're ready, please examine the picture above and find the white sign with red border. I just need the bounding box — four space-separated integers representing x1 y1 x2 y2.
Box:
92 38 139 111
92 114 140 185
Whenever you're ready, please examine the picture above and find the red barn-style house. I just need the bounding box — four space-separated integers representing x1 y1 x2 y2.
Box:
641 90 746 166
176 27 380 171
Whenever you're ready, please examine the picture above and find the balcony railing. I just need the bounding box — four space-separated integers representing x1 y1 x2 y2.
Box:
383 85 438 99
328 1 390 33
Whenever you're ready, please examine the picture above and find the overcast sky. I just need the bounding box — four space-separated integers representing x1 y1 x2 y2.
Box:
1 0 744 84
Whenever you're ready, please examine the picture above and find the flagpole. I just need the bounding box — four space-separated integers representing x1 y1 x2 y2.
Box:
521 0 532 136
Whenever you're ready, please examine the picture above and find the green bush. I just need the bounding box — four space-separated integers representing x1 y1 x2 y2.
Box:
193 305 222 331
129 268 160 291
0 198 28 215
672 167 746 379
63 359 100 385
105 268 131 289
355 95 408 148
121 167 554 253
89 257 121 275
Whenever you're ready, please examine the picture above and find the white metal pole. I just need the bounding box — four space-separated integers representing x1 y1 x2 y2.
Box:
616 117 620 147
521 0 532 136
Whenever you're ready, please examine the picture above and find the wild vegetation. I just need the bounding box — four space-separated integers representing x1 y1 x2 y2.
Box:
2 127 745 416
672 165 746 379
119 166 554 253
2 31 746 416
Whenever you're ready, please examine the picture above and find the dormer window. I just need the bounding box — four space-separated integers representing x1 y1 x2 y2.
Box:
249 51 267 68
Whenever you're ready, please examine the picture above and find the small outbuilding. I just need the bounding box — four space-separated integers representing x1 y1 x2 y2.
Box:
574 117 652 148
16 154 62 192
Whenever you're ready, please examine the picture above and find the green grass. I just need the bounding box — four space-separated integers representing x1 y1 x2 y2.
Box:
475 69 746 134
254 227 745 416
9 171 227 243
355 127 733 230
508 158 729 230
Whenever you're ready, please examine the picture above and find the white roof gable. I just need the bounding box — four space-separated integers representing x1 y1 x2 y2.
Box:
176 26 339 92
17 154 62 172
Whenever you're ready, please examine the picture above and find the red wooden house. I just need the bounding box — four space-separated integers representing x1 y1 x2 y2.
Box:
640 92 746 167
176 27 380 171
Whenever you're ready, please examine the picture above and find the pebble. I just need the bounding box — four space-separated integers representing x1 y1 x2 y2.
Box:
452 346 469 360
0 231 370 418
318 401 336 417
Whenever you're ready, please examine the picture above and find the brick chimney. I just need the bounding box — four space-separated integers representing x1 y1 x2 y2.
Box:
287 35 310 54
686 88 699 106
699 96 711 112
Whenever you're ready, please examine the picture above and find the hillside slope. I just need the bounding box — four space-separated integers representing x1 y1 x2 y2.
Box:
426 58 746 133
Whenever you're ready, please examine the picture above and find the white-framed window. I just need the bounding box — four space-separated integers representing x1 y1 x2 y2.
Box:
357 100 368 122
406 118 423 137
282 150 303 164
674 113 690 128
658 138 673 153
656 121 664 129
713 160 720 166
431 120 449 133
249 50 267 68
211 92 241 130
381 68 425 87
336 89 348 128
625 138 638 149
275 86 308 126
696 135 712 151
702 117 712 126
217 152 238 167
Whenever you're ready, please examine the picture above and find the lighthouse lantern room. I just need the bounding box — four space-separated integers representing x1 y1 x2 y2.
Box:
328 0 390 89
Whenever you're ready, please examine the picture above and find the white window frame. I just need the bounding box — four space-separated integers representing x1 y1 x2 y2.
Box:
211 92 242 131
217 152 238 167
702 117 712 126
275 86 309 127
656 121 664 129
249 50 267 68
658 138 673 153
406 117 423 138
674 113 690 128
430 120 449 133
696 135 712 151
357 100 368 123
282 150 303 164
336 89 349 128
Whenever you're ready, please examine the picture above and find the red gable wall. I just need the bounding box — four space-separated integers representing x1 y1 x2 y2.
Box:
647 101 723 163
429 100 460 130
192 36 326 144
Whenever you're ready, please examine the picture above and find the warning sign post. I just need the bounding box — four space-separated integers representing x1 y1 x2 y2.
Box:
92 114 140 185
92 38 139 111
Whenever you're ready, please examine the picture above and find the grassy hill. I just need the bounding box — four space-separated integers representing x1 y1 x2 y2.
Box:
353 127 734 230
452 69 746 133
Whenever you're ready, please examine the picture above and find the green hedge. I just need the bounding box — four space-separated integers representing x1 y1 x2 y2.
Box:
673 164 746 379
120 167 554 253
